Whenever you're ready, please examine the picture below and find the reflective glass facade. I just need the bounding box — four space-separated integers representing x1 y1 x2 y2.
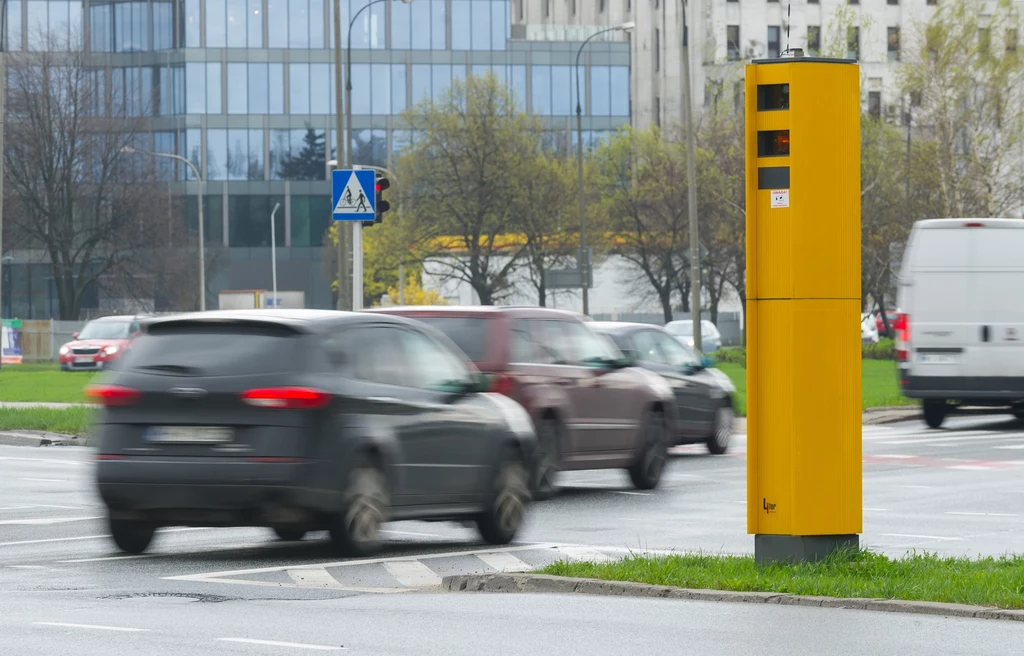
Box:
4 0 630 314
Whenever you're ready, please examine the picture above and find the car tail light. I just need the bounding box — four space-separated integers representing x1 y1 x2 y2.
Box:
240 387 332 409
489 373 517 397
85 384 141 407
964 222 984 227
894 313 910 361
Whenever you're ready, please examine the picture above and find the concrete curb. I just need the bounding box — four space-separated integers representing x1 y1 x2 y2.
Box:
861 406 921 425
441 574 1024 623
0 431 90 447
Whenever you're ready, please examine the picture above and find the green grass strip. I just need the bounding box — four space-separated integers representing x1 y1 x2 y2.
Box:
0 406 95 436
541 550 1024 609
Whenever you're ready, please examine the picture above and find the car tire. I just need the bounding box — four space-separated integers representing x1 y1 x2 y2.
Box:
923 399 948 429
628 410 669 490
109 517 156 555
530 417 561 501
273 528 307 542
329 460 388 557
476 451 530 546
707 405 734 455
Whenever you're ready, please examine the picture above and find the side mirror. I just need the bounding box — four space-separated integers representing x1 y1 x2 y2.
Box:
701 356 715 369
132 331 142 338
471 372 493 393
72 332 79 340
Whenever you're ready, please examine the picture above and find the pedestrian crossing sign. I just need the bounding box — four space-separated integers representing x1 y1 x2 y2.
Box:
331 169 376 221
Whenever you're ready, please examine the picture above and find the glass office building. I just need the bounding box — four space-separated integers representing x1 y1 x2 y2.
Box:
2 0 631 316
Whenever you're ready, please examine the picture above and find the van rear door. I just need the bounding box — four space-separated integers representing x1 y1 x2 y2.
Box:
965 223 1024 378
901 224 971 379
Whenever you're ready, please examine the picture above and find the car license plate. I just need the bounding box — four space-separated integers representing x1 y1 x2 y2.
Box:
918 353 959 365
144 426 234 443
75 356 94 363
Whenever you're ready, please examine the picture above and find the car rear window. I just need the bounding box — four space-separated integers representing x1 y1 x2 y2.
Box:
411 316 489 362
122 321 301 376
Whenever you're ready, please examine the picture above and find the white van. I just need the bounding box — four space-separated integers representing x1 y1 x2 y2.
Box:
896 218 1024 428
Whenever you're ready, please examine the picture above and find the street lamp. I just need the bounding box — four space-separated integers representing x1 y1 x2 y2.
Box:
681 0 702 352
575 21 634 317
331 0 414 311
270 202 281 307
122 145 206 311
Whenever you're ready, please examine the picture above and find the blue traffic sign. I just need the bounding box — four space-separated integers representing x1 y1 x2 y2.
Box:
331 169 376 221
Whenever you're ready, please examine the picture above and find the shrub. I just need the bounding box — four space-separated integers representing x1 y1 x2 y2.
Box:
863 338 895 360
713 347 746 367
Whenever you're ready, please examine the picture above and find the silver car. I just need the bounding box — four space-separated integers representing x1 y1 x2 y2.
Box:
665 319 721 353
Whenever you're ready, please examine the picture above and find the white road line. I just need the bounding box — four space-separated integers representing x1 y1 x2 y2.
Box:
0 526 212 548
19 478 66 483
945 511 1019 517
8 565 47 569
612 491 651 496
476 551 533 573
993 445 1024 450
286 568 341 588
0 516 101 526
894 484 935 489
382 560 442 587
33 622 149 633
219 638 343 651
59 554 154 564
881 533 964 542
556 546 615 563
0 456 85 466
864 508 888 512
871 454 918 459
947 465 991 471
381 529 447 539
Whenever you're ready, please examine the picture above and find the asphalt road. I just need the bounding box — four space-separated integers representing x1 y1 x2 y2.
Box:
2 413 1023 653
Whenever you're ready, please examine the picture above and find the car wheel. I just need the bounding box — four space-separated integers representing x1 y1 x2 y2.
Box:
329 461 388 557
707 405 734 455
922 399 948 429
530 417 561 501
628 411 669 490
273 528 307 542
109 517 156 554
476 452 530 546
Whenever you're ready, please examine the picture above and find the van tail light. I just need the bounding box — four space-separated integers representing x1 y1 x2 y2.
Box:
964 222 984 227
85 384 141 407
894 313 910 361
240 387 332 409
489 373 517 397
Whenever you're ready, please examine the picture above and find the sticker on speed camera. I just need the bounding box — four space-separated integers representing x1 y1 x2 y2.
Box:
770 189 789 209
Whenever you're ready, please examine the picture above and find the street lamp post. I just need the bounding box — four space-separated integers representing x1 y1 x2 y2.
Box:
681 0 702 351
575 22 634 317
270 202 281 307
122 146 206 311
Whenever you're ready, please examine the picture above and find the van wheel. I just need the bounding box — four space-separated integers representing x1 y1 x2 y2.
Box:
707 405 734 455
109 517 156 554
477 452 530 545
923 399 949 429
628 411 669 490
530 417 561 501
329 461 388 557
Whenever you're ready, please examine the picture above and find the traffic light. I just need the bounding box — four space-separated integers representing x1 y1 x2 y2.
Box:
364 176 390 227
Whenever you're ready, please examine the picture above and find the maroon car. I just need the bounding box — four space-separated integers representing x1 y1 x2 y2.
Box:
367 306 677 498
59 315 146 372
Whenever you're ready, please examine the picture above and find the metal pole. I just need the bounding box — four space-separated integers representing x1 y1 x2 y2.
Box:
346 5 359 310
270 202 280 306
0 47 5 366
682 0 701 352
332 0 346 310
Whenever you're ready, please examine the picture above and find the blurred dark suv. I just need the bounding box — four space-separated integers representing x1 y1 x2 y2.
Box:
368 306 677 498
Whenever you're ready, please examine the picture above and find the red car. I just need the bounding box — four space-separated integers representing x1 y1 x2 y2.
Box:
59 315 146 371
367 306 678 499
874 309 899 339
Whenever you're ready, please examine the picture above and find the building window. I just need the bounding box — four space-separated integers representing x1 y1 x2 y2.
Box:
868 91 881 119
1008 29 1019 53
600 0 606 11
910 90 922 107
887 0 898 4
847 26 860 60
727 0 738 3
544 0 549 18
807 25 820 55
727 25 740 61
733 82 743 113
848 0 859 4
654 96 660 128
979 27 991 54
572 0 576 14
808 0 819 4
768 26 780 59
655 28 661 71
887 27 900 62
927 0 936 5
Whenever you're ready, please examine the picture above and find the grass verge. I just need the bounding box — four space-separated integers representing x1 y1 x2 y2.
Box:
715 359 913 417
0 406 95 436
541 550 1024 610
0 366 101 403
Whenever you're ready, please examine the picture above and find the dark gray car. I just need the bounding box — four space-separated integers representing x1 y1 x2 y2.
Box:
90 310 536 556
590 322 736 455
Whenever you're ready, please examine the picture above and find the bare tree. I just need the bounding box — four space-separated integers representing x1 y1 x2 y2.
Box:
4 39 164 319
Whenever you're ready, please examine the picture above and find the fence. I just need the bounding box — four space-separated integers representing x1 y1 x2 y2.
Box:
590 311 744 347
17 320 87 361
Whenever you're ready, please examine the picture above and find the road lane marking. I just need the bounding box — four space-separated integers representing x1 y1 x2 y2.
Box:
219 638 344 651
33 622 149 633
947 465 991 471
0 526 212 548
476 551 533 573
287 568 341 588
19 478 66 483
945 511 1019 517
881 533 964 541
994 445 1024 450
0 516 101 526
9 565 47 569
59 554 155 564
612 491 651 496
864 508 888 512
382 560 442 587
556 546 615 563
381 529 448 539
0 456 85 466
871 454 917 459
894 485 935 489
